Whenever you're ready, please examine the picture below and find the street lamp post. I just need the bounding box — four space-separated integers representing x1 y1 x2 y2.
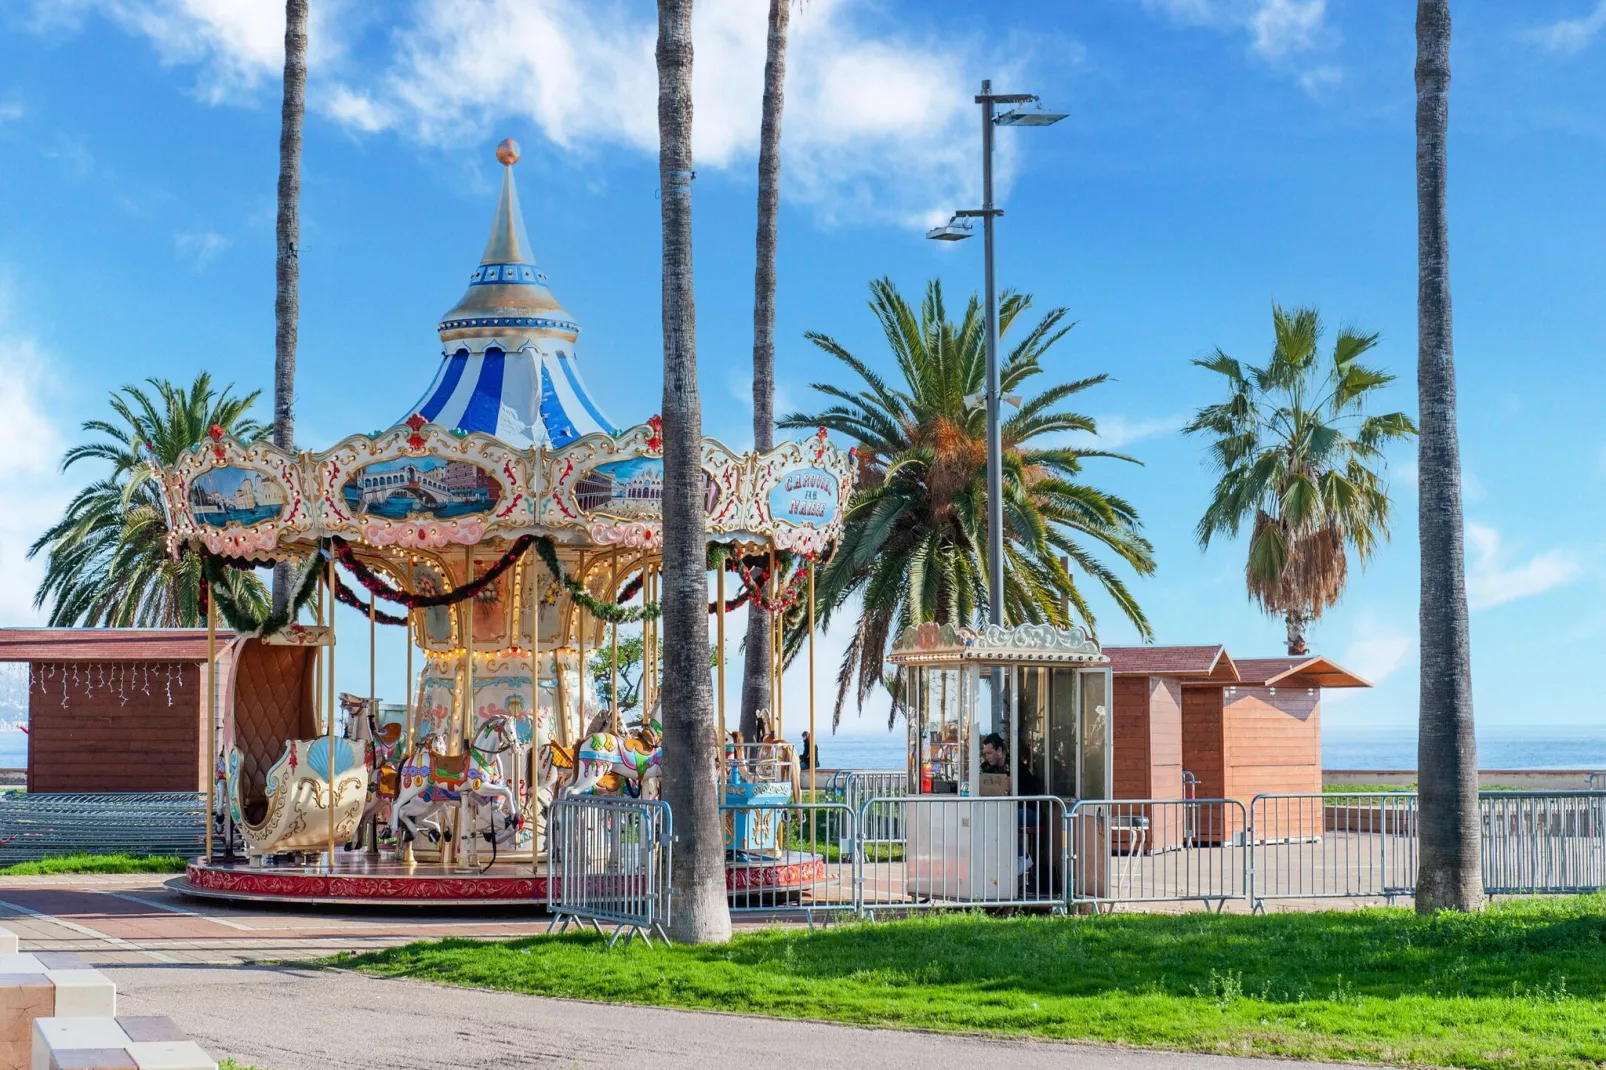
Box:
927 79 1066 632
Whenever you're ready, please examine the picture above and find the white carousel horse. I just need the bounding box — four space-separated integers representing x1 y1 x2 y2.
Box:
563 718 664 797
342 696 409 848
391 715 522 848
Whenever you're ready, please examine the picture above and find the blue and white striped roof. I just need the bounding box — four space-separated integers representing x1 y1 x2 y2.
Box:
403 140 616 449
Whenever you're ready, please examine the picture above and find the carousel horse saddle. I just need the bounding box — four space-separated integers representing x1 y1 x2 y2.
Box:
622 737 653 758
430 752 471 786
375 723 404 747
377 765 400 800
548 743 576 770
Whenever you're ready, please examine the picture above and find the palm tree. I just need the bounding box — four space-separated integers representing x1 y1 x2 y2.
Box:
656 0 731 944
781 277 1155 725
739 0 794 747
1414 0 1482 914
1185 305 1417 655
272 0 308 615
28 375 269 628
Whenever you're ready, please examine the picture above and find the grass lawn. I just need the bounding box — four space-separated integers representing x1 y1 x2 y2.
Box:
331 895 1606 1069
0 853 188 876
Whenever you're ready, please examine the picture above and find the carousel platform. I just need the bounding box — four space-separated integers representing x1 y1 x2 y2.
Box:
174 850 827 907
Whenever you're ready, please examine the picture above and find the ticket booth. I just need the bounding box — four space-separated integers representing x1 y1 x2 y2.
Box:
886 622 1113 901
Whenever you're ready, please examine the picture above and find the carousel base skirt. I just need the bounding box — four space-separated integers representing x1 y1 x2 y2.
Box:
174 850 828 907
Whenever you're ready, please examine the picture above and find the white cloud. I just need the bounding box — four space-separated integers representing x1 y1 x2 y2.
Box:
1322 625 1412 705
42 135 93 177
0 100 23 124
0 278 72 624
1139 0 1335 87
39 0 352 104
38 0 1009 226
1074 412 1183 450
174 228 230 269
1528 1 1606 55
1465 522 1581 611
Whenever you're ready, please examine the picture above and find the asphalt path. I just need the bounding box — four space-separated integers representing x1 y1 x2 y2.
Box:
109 964 1385 1070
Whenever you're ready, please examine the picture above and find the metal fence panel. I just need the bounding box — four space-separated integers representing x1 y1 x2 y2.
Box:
723 801 857 917
546 796 672 947
857 795 1068 914
839 771 906 844
1249 792 1418 908
1482 791 1606 895
1068 798 1249 910
0 792 205 864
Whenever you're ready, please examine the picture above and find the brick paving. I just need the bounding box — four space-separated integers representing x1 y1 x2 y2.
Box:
0 874 550 965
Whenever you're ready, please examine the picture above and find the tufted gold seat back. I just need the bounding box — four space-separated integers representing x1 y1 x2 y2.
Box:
229 638 317 822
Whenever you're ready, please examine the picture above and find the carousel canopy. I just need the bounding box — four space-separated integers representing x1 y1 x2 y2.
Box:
409 138 615 449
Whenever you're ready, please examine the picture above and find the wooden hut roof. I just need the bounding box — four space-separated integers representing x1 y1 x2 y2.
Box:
1232 656 1369 689
1105 645 1240 682
0 629 233 662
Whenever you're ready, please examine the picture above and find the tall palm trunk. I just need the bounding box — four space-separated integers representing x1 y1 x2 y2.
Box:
271 0 308 614
740 0 791 742
1413 0 1481 914
656 0 732 945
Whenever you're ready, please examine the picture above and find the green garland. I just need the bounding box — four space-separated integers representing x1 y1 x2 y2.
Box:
202 550 324 637
532 536 662 624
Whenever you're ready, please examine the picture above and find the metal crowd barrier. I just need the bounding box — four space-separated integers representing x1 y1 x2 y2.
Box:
838 771 906 844
856 795 1069 915
1068 798 1249 911
1481 791 1606 894
1249 792 1418 910
1589 772 1606 791
722 800 857 920
546 796 673 948
0 792 206 864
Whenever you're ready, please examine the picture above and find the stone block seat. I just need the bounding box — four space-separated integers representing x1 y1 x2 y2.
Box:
0 953 116 1070
31 1017 215 1070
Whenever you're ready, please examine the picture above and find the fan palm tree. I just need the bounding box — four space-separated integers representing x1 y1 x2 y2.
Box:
1185 305 1416 655
781 277 1156 726
272 0 308 615
739 0 794 747
656 0 732 945
1414 0 1482 914
29 375 269 628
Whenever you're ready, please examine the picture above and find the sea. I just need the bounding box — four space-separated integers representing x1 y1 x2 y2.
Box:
819 727 1606 772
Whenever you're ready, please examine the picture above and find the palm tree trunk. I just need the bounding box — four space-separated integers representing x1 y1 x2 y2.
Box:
271 0 308 616
1284 609 1309 656
1413 0 1481 914
656 0 731 945
739 0 791 744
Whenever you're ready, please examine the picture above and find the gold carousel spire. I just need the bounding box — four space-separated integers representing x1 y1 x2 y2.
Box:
481 138 529 265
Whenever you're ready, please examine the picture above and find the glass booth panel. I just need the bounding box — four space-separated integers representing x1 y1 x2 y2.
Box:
912 666 967 794
1078 668 1111 801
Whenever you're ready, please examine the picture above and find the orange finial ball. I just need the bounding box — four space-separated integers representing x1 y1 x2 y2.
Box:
496 138 520 166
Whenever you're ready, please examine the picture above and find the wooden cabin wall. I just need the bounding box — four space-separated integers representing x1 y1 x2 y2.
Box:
1113 676 1184 800
1224 685 1322 840
1180 685 1226 798
27 659 220 793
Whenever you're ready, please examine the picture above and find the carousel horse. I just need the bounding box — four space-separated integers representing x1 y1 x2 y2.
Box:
342 697 408 847
563 718 664 797
391 715 522 848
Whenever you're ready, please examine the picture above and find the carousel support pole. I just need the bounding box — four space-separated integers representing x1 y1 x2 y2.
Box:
576 551 588 738
716 557 726 780
609 551 620 734
367 588 378 857
403 562 416 867
325 559 338 873
641 564 653 718
768 545 778 742
460 545 475 872
205 585 216 863
529 553 542 875
808 559 816 798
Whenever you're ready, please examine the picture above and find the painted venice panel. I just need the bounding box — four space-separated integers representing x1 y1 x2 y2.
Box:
341 456 504 522
190 465 287 529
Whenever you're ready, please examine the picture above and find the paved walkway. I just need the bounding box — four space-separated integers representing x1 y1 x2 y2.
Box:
0 874 548 964
111 964 1379 1070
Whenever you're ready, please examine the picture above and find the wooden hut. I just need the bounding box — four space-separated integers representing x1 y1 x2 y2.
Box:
1107 646 1368 842
0 629 231 793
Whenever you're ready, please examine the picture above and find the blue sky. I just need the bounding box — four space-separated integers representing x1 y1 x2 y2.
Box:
0 0 1602 742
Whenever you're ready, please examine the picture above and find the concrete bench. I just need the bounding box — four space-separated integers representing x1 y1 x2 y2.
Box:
0 954 117 1070
31 1017 215 1070
0 928 17 956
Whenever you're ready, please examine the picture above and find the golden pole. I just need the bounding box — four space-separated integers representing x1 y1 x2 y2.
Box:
576 551 588 738
529 551 542 875
768 545 778 741
808 559 816 797
642 564 653 719
404 559 414 753
205 586 216 863
609 550 620 733
367 579 377 857
325 560 337 871
716 557 726 779
459 545 475 870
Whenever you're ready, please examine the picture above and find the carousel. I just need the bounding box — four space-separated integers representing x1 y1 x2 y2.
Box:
162 139 855 905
